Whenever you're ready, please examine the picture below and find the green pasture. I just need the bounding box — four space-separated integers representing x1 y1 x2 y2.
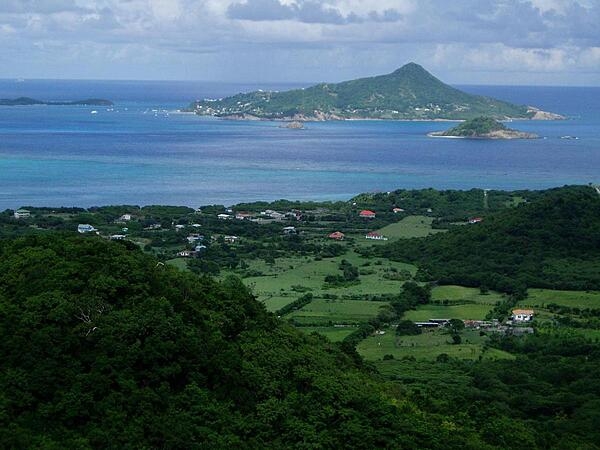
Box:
298 326 357 342
403 303 493 321
431 285 505 305
521 289 600 309
244 251 417 303
375 215 446 240
287 298 388 325
357 328 514 361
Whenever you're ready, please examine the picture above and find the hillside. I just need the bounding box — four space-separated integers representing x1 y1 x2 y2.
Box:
189 63 557 121
371 185 600 295
0 234 478 449
429 116 538 139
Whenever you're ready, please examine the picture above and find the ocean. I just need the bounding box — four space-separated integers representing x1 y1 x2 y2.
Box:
0 79 599 209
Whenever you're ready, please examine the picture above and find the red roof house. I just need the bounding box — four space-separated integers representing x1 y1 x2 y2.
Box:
328 231 345 240
359 210 376 218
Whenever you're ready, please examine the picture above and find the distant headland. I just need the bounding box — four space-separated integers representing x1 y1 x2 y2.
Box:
429 117 539 139
0 97 113 106
187 63 564 122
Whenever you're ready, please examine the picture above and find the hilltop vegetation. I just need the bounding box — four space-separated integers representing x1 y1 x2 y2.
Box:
371 186 600 295
0 97 113 106
430 116 539 139
189 63 538 121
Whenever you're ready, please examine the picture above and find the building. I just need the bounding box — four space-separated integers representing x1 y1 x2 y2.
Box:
14 209 31 219
217 213 233 220
118 214 132 222
77 224 97 234
469 217 483 224
359 210 376 218
283 226 297 235
224 235 239 244
365 232 388 241
187 234 204 244
392 207 404 214
512 309 534 322
328 231 345 240
110 234 126 240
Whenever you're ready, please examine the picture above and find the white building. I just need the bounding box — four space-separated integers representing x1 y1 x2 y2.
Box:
78 224 97 233
14 209 31 219
511 309 534 322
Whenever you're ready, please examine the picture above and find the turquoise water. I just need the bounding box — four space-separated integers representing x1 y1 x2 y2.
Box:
0 80 599 208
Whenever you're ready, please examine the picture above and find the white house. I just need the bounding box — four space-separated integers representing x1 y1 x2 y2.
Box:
217 213 233 220
77 224 97 233
14 209 31 219
511 309 534 322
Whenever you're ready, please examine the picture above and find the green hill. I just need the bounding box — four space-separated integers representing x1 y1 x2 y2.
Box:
430 116 538 139
189 63 544 120
372 185 600 294
0 234 478 449
0 97 113 106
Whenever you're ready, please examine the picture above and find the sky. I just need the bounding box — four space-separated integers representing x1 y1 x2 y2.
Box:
0 0 599 85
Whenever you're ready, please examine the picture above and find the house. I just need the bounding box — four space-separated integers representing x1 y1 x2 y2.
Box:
235 212 253 220
187 234 204 244
365 232 388 241
512 309 534 322
469 217 483 224
177 250 196 258
224 235 239 244
110 234 127 240
77 224 97 233
118 214 132 222
217 213 233 220
13 209 31 219
283 226 297 235
359 210 376 218
175 224 185 230
328 231 345 240
392 207 404 214
194 244 207 252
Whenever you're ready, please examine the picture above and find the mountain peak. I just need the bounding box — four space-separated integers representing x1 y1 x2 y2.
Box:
392 62 428 75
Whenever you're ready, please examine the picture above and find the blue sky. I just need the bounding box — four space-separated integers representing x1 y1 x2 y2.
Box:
1 0 599 85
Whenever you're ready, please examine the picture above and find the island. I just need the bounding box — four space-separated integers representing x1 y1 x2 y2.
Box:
279 120 305 129
428 116 539 139
0 97 114 106
187 62 563 121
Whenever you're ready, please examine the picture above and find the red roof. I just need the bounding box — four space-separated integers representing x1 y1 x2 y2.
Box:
359 210 376 217
328 231 345 239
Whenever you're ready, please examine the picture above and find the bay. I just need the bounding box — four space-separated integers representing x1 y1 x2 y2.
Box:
0 79 598 209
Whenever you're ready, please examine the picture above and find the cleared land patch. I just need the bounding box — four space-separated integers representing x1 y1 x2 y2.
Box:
375 215 446 240
287 298 387 325
431 285 505 305
521 289 600 309
403 303 493 321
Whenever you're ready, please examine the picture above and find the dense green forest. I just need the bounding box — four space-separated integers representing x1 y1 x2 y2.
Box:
370 185 600 294
0 234 480 449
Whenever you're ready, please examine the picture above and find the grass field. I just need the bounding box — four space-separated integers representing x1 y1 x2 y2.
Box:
298 326 357 342
403 303 493 321
287 298 388 325
357 328 515 361
166 258 188 271
375 215 446 240
521 289 600 309
431 285 505 305
240 251 417 310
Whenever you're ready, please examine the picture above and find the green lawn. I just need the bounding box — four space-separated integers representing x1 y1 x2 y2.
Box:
431 285 505 305
375 216 446 240
243 251 416 307
298 326 357 342
403 303 493 321
521 289 600 309
287 298 388 325
166 258 188 271
357 328 514 361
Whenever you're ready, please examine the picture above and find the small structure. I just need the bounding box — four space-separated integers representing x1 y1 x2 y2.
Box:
14 209 31 219
194 244 207 252
110 234 126 240
359 210 376 219
175 224 185 231
118 214 132 222
365 232 388 241
77 224 97 234
512 309 534 322
415 322 441 328
177 250 196 258
283 226 297 235
235 212 253 220
217 213 233 220
187 234 204 244
328 231 345 240
392 207 404 214
469 217 483 224
224 235 239 244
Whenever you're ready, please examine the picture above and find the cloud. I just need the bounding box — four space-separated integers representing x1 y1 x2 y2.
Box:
227 0 403 24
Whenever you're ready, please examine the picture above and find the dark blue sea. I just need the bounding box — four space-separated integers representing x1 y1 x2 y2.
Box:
0 79 599 209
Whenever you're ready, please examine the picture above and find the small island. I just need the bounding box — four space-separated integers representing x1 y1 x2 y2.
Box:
428 116 539 139
279 120 305 129
0 97 113 106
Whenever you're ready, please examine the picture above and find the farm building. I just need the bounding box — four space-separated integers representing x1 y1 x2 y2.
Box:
328 231 345 240
359 210 376 218
511 309 534 322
